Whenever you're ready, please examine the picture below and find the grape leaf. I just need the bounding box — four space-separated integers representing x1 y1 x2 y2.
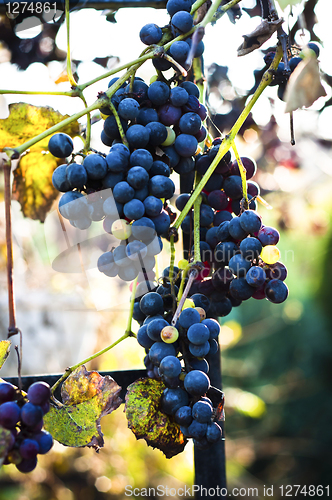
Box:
276 0 302 10
0 425 14 468
0 341 11 370
0 102 79 152
125 378 187 459
43 366 122 450
284 53 327 113
12 151 62 222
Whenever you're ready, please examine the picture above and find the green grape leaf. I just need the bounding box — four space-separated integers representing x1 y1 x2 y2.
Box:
12 150 62 222
276 0 302 10
0 425 14 468
0 102 80 152
43 366 122 450
0 340 11 370
125 378 187 459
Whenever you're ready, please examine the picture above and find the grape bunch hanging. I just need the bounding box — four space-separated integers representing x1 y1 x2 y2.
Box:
47 0 292 452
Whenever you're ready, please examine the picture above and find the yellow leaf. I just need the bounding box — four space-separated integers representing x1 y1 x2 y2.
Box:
55 71 70 85
43 366 122 450
284 54 327 113
0 341 10 370
12 150 61 222
0 102 80 152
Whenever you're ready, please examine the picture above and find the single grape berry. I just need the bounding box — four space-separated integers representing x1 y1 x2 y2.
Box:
48 133 73 158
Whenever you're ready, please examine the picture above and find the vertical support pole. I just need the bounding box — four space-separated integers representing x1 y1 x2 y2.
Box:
194 349 226 498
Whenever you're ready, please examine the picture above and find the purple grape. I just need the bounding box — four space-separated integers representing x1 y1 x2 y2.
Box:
19 438 39 459
230 157 257 179
257 226 280 246
0 382 16 403
27 382 51 406
0 401 21 429
158 103 182 126
21 402 43 428
265 279 289 303
16 456 38 473
265 262 287 281
34 430 54 454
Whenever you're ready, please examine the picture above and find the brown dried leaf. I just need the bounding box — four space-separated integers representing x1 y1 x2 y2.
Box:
43 366 122 450
0 425 14 468
238 18 283 56
284 54 327 113
125 378 187 459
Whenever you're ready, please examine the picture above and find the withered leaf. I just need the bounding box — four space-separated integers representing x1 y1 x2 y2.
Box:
125 378 187 459
238 18 284 56
0 341 11 370
43 366 122 450
284 55 327 113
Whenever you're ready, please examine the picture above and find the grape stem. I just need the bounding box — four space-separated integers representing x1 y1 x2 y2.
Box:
109 101 129 148
80 94 91 153
65 0 77 88
193 195 202 264
1 156 19 338
171 270 197 326
173 45 283 230
51 278 138 395
169 234 176 297
231 140 248 207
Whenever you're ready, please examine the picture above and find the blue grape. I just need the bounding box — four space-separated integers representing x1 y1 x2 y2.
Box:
113 181 135 203
179 112 202 135
239 210 262 234
158 103 182 126
184 370 210 396
187 323 210 345
159 356 182 378
223 175 243 200
191 293 210 311
16 457 38 473
265 279 288 303
228 254 251 277
0 382 16 403
189 341 210 357
246 266 266 287
21 402 43 427
162 146 180 168
118 265 139 281
137 325 154 348
19 438 39 459
207 190 228 211
148 81 170 106
52 164 70 192
229 278 255 300
187 420 207 439
169 41 190 63
206 422 222 443
48 133 73 158
126 125 150 149
150 161 171 177
139 23 163 45
149 175 175 199
147 318 169 341
145 122 168 146
192 401 213 423
126 240 148 261
175 193 190 210
123 199 145 220
140 292 164 316
130 149 153 171
161 387 189 415
127 166 149 190
213 211 232 226
0 401 21 429
27 382 50 406
118 98 140 120
174 405 192 426
132 217 156 241
144 196 163 217
190 358 209 373
228 217 248 240
103 115 128 140
97 252 118 277
34 430 54 454
174 134 198 157
167 0 192 16
150 210 171 235
135 186 150 202
179 308 201 329
83 154 108 180
124 80 148 104
137 107 159 125
170 86 189 107
103 171 125 189
240 237 262 260
59 191 87 220
66 163 87 189
180 81 200 98
214 241 238 265
149 342 176 366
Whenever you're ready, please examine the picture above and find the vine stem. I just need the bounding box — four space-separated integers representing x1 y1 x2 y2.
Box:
65 0 77 88
51 278 138 395
1 156 19 337
171 270 197 326
0 90 78 97
169 235 176 296
173 45 283 230
231 140 248 206
80 94 91 153
109 102 129 147
193 195 202 264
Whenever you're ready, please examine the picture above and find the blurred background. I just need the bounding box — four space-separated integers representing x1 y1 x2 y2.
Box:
1 0 332 498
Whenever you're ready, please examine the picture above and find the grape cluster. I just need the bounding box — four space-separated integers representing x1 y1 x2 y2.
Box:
134 286 222 449
140 0 204 72
0 381 53 472
263 42 321 101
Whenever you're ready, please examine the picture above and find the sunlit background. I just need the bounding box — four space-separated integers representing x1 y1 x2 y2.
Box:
1 0 332 498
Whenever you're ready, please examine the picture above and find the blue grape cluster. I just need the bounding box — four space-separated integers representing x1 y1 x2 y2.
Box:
0 381 53 473
140 0 204 72
134 286 222 449
262 42 321 101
